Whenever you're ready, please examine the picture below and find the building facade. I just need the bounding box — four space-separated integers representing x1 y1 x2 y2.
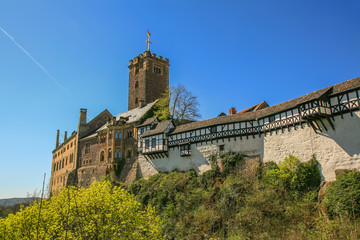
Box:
49 50 169 195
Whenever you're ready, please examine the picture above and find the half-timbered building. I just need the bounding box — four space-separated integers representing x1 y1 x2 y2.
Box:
137 77 360 181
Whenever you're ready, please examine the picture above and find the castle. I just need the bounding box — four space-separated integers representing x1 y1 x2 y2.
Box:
49 48 360 196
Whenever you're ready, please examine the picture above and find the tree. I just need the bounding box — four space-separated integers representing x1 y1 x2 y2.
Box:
155 84 201 123
0 181 164 240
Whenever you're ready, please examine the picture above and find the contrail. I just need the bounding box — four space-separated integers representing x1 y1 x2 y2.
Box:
0 26 70 95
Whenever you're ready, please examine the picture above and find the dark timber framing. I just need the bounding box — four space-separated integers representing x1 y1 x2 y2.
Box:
168 86 360 148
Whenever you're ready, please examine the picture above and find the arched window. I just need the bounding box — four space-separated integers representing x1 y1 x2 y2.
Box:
100 151 105 161
115 150 121 159
108 148 112 162
135 81 139 89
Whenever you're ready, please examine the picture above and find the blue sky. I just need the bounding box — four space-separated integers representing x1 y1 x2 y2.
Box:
0 0 359 198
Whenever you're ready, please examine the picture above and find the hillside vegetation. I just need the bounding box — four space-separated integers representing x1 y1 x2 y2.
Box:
1 152 359 239
125 153 360 239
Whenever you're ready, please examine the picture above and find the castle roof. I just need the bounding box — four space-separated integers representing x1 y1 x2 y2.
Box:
79 101 157 140
170 77 360 135
137 116 158 127
141 120 173 137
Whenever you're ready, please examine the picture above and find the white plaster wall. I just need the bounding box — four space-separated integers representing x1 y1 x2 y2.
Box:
138 136 263 178
137 144 216 178
263 111 360 181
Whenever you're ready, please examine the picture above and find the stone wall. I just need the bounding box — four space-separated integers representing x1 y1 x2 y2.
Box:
263 111 360 181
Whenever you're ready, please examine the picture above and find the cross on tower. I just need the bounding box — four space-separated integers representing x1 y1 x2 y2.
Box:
146 30 152 51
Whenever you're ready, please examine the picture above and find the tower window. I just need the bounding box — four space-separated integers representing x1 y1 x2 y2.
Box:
135 81 139 89
154 66 162 74
135 98 138 105
100 151 105 161
135 65 139 74
85 143 90 154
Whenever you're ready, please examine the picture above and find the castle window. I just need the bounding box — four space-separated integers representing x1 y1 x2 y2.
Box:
269 115 275 123
100 151 105 161
154 66 162 74
219 145 225 152
108 148 112 162
135 81 139 89
115 132 122 139
67 145 69 150
135 65 139 74
85 143 90 154
135 98 138 105
108 131 112 139
115 150 121 159
62 159 64 168
210 126 217 133
127 130 133 138
53 164 56 172
69 153 73 163
180 144 191 157
70 142 73 147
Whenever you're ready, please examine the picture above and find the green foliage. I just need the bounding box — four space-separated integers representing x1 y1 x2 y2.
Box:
220 152 244 177
323 170 360 219
264 155 321 195
115 157 126 176
154 88 170 121
125 153 336 239
0 181 163 240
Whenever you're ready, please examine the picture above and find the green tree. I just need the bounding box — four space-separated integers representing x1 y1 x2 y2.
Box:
155 84 201 123
0 181 163 240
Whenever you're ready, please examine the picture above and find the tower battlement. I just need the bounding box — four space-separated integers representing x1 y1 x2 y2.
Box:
128 51 169 67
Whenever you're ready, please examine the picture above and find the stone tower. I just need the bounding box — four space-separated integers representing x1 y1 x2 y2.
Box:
128 51 169 110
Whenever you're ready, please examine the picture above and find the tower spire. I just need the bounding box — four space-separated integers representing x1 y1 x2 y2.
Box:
146 30 152 51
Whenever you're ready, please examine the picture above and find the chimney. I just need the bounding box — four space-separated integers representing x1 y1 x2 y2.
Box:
79 108 87 126
56 130 60 148
64 131 68 142
229 107 237 116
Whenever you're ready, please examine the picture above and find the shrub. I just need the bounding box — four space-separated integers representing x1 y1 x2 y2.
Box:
323 170 360 219
0 181 163 240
